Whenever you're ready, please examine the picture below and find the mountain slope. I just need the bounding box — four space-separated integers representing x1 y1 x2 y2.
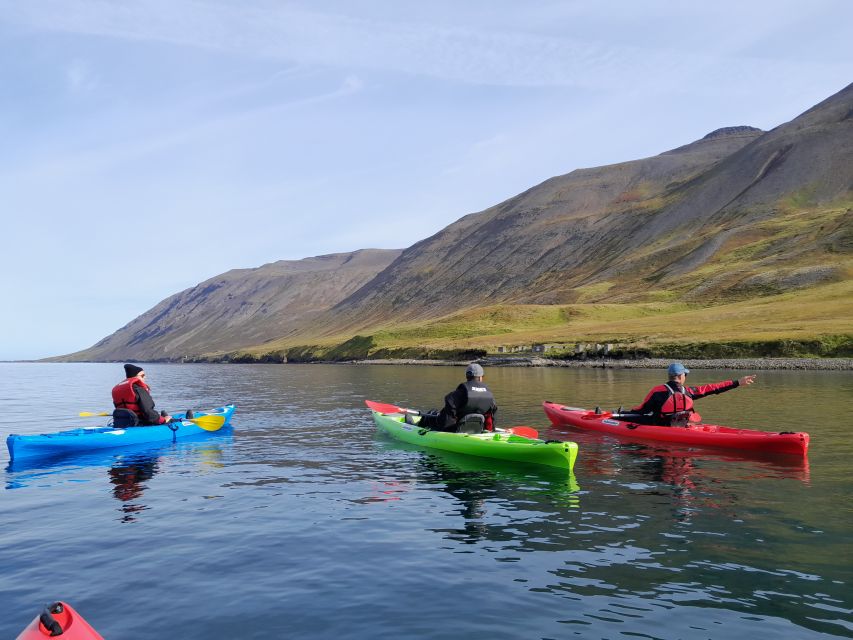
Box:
60 83 852 362
64 249 402 361
314 126 764 328
306 83 852 338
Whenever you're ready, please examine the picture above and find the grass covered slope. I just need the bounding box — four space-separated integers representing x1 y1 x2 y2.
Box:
215 196 852 362
604 198 852 304
223 279 852 362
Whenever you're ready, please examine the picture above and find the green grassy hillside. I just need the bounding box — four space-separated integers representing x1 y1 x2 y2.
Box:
209 277 851 362
198 197 851 362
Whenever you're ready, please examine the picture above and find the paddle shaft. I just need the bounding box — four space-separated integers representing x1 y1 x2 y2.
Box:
78 411 225 431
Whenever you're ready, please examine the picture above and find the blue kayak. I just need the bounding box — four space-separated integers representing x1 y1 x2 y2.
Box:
6 405 236 461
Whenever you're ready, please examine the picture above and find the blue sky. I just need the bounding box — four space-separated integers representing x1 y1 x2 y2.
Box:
1 1 851 360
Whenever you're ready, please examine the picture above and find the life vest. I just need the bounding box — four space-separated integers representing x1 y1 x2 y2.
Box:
655 382 694 425
111 376 149 418
459 380 496 431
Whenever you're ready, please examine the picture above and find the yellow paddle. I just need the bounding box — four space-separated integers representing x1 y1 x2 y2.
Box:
78 411 226 431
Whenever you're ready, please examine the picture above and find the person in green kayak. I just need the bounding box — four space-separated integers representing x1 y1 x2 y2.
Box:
111 364 173 427
624 362 756 426
417 363 498 432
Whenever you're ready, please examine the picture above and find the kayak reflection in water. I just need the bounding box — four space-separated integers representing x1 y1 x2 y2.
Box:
109 455 160 522
416 363 498 433
416 455 493 543
111 364 174 427
622 362 756 427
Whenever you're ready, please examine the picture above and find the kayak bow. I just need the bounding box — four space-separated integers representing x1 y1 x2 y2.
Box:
16 602 103 640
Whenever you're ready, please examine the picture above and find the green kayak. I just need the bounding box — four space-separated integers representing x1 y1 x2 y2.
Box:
370 408 577 471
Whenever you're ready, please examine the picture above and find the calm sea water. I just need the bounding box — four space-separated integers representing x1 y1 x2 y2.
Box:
1 362 851 639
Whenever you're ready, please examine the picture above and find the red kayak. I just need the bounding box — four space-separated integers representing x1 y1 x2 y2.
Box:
16 602 103 640
543 401 809 456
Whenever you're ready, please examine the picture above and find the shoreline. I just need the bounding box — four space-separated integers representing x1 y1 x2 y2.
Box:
347 356 853 371
19 356 853 371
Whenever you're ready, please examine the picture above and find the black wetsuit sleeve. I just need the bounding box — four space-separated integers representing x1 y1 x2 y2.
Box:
635 389 667 416
135 386 162 425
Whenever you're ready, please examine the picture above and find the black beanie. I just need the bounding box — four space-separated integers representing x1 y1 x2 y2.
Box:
124 363 143 378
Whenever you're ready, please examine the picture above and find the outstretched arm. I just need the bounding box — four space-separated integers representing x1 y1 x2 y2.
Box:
689 375 756 399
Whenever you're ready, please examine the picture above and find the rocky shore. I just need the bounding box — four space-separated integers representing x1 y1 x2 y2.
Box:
353 357 853 371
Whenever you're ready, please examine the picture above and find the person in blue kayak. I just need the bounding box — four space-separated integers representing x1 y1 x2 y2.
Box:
111 364 172 427
417 363 498 432
625 362 756 426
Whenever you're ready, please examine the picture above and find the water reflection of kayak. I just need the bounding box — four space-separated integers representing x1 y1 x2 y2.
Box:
16 601 103 640
543 402 809 457
6 405 236 461
5 434 231 491
372 438 581 543
376 435 581 492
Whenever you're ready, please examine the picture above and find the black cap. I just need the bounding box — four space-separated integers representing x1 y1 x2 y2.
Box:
124 363 143 378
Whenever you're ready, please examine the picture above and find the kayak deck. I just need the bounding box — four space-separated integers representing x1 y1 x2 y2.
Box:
371 409 577 470
6 405 236 461
543 401 808 456
16 601 103 640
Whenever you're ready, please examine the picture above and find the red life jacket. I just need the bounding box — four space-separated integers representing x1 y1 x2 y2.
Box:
111 376 149 418
657 383 695 415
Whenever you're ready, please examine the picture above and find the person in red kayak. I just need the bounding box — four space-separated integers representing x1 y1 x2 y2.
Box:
626 363 756 426
111 364 172 427
417 363 498 433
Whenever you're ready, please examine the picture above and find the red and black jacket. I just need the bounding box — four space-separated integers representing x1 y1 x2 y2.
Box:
112 377 166 425
632 379 739 425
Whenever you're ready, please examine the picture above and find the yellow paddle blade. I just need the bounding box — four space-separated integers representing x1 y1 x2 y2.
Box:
79 411 111 417
187 415 226 431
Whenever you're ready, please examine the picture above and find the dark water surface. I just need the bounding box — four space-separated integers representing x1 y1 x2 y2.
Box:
1 363 851 639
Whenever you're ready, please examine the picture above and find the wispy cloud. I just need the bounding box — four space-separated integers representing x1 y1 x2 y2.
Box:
2 0 842 91
1 71 363 183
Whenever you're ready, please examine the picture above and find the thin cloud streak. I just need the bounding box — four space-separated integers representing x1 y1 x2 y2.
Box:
0 73 363 184
2 0 842 92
